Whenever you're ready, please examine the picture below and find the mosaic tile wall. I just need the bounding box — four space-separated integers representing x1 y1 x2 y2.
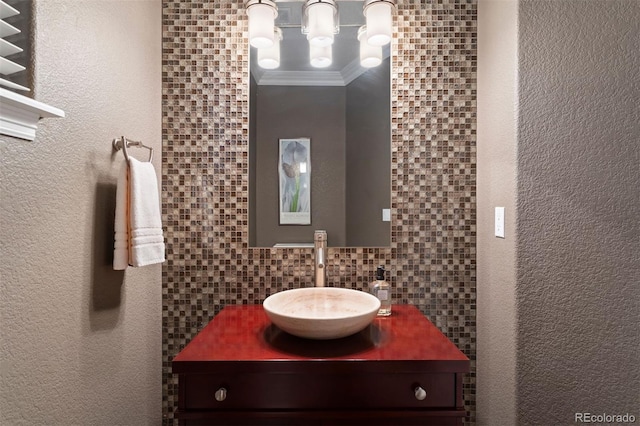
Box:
162 0 477 424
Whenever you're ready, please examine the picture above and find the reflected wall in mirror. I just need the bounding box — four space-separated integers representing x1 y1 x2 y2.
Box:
249 1 391 248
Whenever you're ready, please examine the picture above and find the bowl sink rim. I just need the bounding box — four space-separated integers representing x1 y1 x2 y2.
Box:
262 287 381 339
263 287 381 321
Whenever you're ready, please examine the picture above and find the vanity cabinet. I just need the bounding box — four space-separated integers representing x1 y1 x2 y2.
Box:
173 305 469 425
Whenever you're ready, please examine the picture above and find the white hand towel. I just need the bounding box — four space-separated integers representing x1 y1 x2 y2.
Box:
113 157 165 269
128 157 165 267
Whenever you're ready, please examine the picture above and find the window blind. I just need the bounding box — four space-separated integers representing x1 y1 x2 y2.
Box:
0 0 29 92
0 0 63 140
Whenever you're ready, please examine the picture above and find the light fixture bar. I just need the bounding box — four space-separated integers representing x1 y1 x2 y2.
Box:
247 0 395 71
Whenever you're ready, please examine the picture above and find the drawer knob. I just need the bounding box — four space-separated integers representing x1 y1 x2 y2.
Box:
414 386 427 401
214 387 227 402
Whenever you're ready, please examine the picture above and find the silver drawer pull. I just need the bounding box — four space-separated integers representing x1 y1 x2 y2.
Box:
215 387 227 402
414 386 427 401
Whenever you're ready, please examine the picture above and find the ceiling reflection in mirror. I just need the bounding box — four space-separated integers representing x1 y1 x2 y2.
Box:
249 1 391 248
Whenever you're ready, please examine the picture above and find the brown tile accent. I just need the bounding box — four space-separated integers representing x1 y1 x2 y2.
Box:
162 0 476 423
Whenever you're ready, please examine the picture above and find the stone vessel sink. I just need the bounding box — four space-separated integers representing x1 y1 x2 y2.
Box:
263 287 381 340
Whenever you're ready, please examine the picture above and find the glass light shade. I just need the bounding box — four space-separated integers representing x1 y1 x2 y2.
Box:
358 26 382 68
306 2 336 47
364 1 393 46
247 1 277 49
310 44 332 68
258 28 282 69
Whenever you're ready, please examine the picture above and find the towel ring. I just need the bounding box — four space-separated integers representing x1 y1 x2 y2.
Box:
113 136 154 162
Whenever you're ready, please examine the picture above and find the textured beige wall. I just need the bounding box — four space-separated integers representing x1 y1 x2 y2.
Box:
480 0 639 423
0 1 162 424
517 0 639 423
476 0 518 424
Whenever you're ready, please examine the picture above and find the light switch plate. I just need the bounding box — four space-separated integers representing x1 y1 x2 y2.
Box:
382 209 391 222
495 207 505 238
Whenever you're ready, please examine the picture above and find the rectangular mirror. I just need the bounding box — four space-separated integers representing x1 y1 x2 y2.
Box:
249 1 391 248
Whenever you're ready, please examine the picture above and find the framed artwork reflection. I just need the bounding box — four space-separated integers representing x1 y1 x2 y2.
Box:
278 138 311 225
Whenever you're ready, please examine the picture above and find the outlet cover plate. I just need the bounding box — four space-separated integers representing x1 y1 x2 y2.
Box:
495 207 505 238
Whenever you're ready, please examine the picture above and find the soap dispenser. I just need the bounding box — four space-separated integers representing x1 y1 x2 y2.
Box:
370 266 391 316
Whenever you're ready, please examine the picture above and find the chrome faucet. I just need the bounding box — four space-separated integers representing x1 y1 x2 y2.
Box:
314 230 327 287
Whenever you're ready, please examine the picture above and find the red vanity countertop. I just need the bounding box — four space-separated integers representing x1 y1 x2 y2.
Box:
173 304 469 374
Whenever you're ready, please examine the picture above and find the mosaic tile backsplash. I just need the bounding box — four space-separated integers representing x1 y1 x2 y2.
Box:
162 0 477 423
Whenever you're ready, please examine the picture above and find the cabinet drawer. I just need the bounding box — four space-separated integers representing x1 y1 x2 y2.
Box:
182 372 456 410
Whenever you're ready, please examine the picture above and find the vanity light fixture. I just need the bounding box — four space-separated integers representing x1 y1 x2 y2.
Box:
248 0 395 70
363 0 396 47
310 44 332 68
258 27 283 69
302 0 339 48
246 0 278 49
357 25 382 68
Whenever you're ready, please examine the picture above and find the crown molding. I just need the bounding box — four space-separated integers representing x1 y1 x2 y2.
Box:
340 57 365 85
256 70 346 86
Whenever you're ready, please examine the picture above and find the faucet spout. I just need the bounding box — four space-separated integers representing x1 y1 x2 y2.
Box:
314 230 327 287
